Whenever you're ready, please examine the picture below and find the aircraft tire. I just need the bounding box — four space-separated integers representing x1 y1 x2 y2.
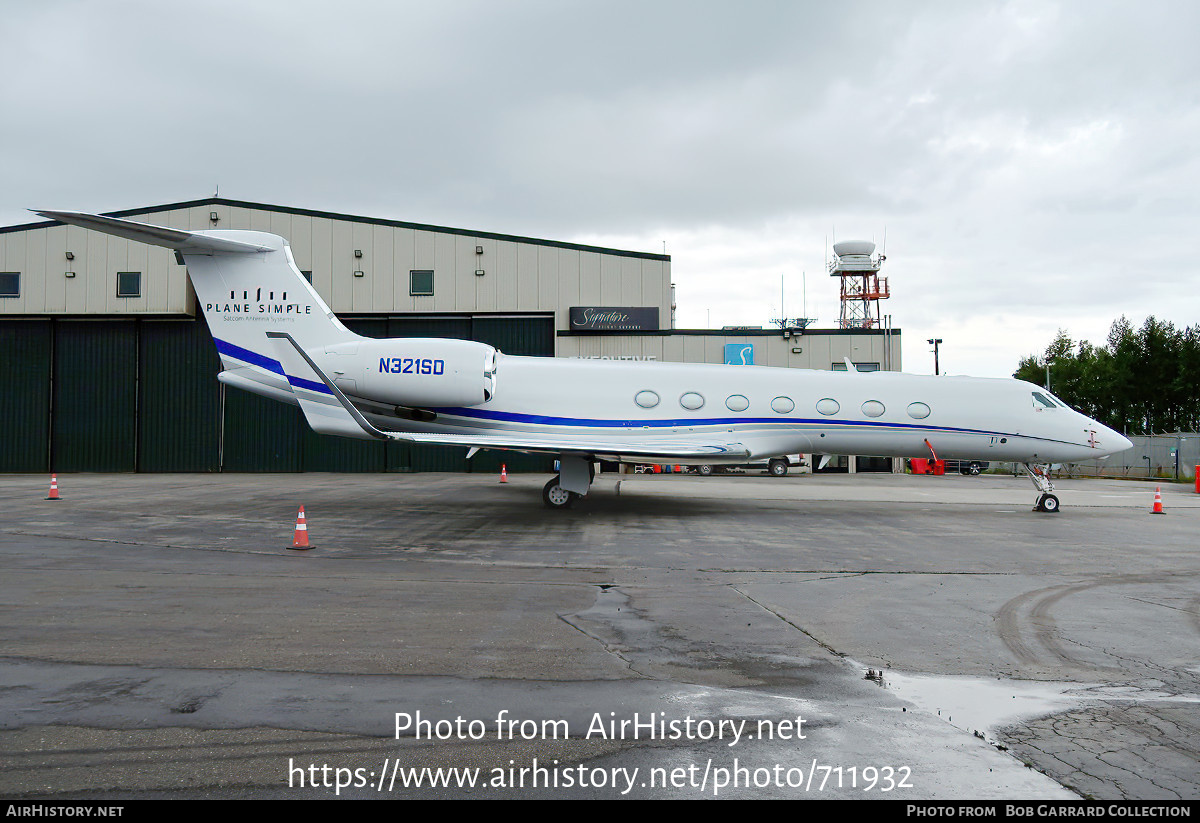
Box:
1036 493 1060 513
542 478 576 509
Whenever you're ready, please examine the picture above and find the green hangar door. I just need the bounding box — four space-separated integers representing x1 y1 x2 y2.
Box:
0 320 52 473
1 314 554 474
53 322 138 472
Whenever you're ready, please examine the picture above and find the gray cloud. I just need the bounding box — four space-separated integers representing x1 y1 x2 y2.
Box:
3 0 1197 375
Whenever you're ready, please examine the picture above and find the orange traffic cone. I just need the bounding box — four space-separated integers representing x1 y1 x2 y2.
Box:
45 474 61 501
500 464 508 483
1152 487 1165 515
291 505 312 549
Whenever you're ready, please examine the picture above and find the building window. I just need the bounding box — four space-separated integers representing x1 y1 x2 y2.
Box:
410 270 434 296
832 361 880 372
0 272 18 297
116 271 141 298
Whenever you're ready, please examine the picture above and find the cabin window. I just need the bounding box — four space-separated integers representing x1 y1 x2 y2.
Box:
301 270 313 283
907 402 931 419
634 390 660 409
116 271 141 298
410 270 434 296
680 392 705 411
0 272 18 297
771 396 795 414
816 398 839 416
861 400 885 418
1031 392 1056 409
725 395 749 412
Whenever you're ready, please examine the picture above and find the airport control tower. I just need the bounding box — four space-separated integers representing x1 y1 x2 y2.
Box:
829 240 889 329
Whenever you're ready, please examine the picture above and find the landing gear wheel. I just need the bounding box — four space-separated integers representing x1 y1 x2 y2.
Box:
542 478 576 509
768 459 788 477
1035 493 1060 513
698 464 713 477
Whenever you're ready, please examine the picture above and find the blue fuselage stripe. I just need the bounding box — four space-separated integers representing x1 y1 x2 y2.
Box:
287 375 333 395
215 337 332 395
215 338 284 375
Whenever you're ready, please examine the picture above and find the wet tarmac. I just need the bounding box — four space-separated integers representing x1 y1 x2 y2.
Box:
0 471 1196 798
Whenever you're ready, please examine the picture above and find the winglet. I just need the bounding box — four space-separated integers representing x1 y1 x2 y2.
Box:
265 331 391 441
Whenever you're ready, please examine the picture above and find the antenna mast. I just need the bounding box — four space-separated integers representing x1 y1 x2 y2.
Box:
829 239 890 329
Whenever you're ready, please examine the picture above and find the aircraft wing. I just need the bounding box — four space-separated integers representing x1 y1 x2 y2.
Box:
265 332 749 460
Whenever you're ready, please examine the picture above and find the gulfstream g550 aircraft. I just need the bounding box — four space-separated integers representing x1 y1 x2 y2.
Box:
34 210 1131 512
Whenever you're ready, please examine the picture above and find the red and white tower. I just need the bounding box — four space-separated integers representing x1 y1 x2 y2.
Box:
829 240 889 329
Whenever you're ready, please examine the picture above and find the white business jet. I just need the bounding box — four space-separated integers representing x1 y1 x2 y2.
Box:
34 210 1132 512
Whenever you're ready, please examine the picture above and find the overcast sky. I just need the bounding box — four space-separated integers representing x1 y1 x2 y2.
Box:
3 0 1197 376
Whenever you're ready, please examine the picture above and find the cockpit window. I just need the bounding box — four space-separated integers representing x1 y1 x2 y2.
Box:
1031 391 1057 409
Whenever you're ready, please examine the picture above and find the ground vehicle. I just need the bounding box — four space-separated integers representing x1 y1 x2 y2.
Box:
943 459 989 475
910 458 989 475
696 454 806 477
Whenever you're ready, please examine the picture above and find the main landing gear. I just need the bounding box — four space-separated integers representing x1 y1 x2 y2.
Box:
542 477 577 509
542 455 595 509
1024 463 1060 513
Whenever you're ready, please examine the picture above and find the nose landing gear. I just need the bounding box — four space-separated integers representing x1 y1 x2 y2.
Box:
1025 463 1061 513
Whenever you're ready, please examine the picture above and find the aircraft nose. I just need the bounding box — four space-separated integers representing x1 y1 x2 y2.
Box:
1098 424 1132 455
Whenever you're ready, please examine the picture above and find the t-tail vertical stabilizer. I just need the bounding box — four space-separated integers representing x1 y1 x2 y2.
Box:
33 210 359 399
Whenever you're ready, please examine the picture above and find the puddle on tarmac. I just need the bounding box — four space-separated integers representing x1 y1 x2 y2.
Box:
858 662 1200 739
868 668 1088 737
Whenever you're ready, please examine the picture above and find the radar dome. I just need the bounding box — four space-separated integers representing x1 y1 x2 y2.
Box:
832 240 876 257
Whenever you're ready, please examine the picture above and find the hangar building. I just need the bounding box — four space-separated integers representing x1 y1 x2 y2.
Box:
0 199 901 474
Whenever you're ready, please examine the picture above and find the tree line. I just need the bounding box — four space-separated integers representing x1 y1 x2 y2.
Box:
1013 316 1200 435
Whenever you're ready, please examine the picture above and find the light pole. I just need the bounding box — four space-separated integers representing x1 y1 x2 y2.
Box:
928 338 942 375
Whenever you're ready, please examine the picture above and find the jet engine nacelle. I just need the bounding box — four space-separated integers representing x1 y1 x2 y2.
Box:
325 337 497 407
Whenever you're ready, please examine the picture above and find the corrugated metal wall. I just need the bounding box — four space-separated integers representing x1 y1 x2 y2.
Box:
138 320 221 471
53 321 138 472
0 315 554 474
0 320 51 472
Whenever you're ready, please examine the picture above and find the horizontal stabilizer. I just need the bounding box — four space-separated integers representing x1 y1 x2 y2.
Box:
266 332 383 441
32 210 273 254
